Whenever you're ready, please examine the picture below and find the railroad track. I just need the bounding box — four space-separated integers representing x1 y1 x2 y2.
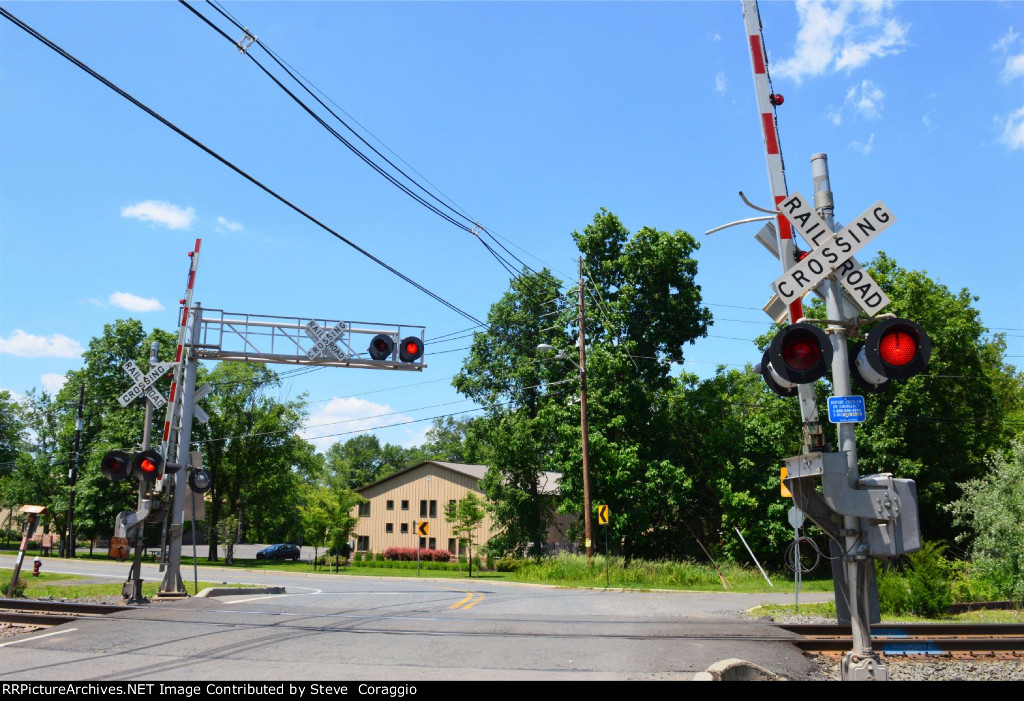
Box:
779 622 1024 659
0 598 135 628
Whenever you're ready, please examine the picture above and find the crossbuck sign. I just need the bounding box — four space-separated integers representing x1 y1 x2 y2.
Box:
305 320 347 360
771 192 895 314
118 360 177 409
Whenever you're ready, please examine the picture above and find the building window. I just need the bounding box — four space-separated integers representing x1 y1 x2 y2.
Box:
357 536 369 552
429 500 437 518
385 523 393 534
447 538 456 554
401 500 409 511
358 502 370 517
419 537 426 549
400 523 409 534
429 538 436 550
417 537 436 550
386 500 394 511
419 500 427 517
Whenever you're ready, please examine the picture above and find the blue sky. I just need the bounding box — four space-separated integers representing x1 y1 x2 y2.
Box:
2 1 1022 451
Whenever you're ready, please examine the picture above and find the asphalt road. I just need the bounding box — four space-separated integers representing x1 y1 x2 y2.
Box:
0 553 833 681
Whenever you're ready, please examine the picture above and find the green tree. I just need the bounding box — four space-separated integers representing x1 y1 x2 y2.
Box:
950 439 1024 599
298 483 362 567
322 433 421 490
200 362 315 559
553 210 711 559
453 267 573 557
444 492 486 577
1 390 63 539
57 320 176 544
419 416 477 464
664 367 802 567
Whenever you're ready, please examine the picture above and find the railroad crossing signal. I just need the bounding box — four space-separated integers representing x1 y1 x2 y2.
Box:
416 521 429 537
118 360 176 409
368 334 395 361
757 322 833 397
399 337 424 363
101 449 183 484
101 450 132 482
850 318 932 393
759 319 930 397
597 504 609 525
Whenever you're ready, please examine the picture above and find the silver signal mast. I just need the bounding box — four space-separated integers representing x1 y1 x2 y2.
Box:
112 239 428 597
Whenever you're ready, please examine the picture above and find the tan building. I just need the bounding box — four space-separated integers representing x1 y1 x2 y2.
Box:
350 460 576 556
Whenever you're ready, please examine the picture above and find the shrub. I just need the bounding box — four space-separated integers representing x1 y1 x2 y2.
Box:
906 542 953 618
875 562 912 616
493 557 522 572
1 577 26 598
383 547 452 562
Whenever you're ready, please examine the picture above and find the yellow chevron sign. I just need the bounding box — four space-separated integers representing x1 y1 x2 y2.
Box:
597 504 609 525
417 521 429 536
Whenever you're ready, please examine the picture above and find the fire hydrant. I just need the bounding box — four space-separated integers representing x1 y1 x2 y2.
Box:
32 557 42 577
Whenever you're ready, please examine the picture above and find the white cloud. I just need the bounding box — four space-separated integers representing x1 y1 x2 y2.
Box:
993 26 1020 53
922 109 936 130
848 79 884 119
41 373 67 395
772 1 909 84
109 292 164 312
825 79 884 125
1002 53 1024 83
216 216 244 232
849 133 876 154
301 397 415 451
997 106 1024 151
0 330 84 358
993 26 1024 152
121 200 195 230
714 71 728 93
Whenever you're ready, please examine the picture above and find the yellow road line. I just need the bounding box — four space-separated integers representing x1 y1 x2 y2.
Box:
461 592 484 610
448 591 485 610
449 592 474 609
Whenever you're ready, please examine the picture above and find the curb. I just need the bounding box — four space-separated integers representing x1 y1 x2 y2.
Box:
693 658 785 681
194 586 286 598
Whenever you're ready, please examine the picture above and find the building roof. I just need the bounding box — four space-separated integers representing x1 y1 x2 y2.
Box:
354 460 562 495
354 460 488 493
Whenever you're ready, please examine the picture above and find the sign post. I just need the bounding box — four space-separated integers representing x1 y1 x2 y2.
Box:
597 505 610 588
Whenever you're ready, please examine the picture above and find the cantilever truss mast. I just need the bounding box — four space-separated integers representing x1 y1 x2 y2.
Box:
189 306 427 371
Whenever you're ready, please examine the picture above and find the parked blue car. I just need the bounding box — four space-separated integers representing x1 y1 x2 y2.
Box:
256 543 301 561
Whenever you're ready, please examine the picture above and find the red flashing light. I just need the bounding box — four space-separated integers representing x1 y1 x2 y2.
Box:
878 331 916 367
399 336 424 363
782 337 820 371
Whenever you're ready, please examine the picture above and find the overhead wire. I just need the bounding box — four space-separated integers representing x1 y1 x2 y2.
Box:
0 5 486 329
186 0 535 280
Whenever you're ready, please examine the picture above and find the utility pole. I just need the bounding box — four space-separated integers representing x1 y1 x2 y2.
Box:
63 383 84 558
577 257 594 560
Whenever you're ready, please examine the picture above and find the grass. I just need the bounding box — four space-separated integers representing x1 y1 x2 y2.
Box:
751 601 1024 624
1 568 252 599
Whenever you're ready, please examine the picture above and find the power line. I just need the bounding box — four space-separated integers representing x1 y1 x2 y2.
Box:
0 5 486 329
183 0 536 281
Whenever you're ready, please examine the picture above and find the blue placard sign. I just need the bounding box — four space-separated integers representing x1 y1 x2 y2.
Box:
828 395 866 423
